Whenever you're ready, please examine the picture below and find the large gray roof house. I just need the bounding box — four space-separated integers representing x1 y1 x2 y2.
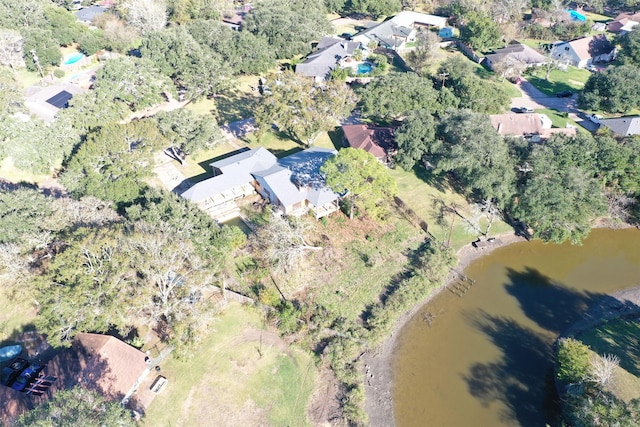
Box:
295 37 362 81
600 116 640 137
181 147 340 220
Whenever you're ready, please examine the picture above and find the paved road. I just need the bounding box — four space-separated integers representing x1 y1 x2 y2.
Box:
510 77 600 132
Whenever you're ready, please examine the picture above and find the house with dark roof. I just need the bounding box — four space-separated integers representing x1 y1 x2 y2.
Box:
25 83 85 123
75 6 108 24
352 11 447 51
550 35 615 68
484 42 547 71
181 147 340 219
490 113 576 142
600 116 640 136
342 124 396 164
607 12 640 33
295 37 363 81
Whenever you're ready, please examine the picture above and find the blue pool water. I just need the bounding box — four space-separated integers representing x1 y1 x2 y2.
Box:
567 9 586 22
63 53 85 65
357 62 373 74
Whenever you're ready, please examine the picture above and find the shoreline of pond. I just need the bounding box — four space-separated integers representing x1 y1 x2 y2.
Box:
364 225 639 427
363 231 528 426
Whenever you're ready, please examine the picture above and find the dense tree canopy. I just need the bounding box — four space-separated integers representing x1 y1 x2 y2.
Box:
580 65 640 113
358 72 442 122
254 72 356 145
243 0 332 59
395 110 437 171
16 386 135 427
140 26 230 100
156 108 224 156
459 12 504 52
514 137 607 243
93 56 175 112
618 27 640 66
186 20 276 75
321 148 397 219
434 110 515 204
60 120 166 205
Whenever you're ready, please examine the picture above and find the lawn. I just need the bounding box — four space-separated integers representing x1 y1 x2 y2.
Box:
142 303 316 427
536 108 583 130
578 318 640 402
0 158 52 185
525 66 591 96
188 75 261 125
389 167 513 249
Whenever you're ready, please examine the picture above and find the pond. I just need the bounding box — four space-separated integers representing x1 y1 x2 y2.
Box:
392 228 640 426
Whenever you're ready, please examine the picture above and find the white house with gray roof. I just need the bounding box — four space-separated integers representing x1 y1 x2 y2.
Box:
295 37 363 81
352 11 447 51
181 147 340 219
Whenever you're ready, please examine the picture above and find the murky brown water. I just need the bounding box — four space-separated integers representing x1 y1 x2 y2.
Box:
393 228 640 427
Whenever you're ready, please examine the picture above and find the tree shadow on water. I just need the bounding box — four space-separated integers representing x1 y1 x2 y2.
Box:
504 267 639 336
462 311 559 426
463 267 640 426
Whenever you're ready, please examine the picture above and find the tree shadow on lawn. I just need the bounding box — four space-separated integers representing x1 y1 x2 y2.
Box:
213 89 258 125
463 267 640 426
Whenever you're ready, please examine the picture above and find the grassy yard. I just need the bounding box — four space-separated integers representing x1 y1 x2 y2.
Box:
142 303 316 427
536 108 582 130
390 167 513 250
578 318 640 402
525 66 591 96
0 158 52 185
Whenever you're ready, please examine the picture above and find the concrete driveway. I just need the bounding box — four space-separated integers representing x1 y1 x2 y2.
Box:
510 77 599 132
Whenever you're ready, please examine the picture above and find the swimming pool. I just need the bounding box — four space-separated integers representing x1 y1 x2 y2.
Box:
357 62 373 74
63 53 85 65
567 9 586 22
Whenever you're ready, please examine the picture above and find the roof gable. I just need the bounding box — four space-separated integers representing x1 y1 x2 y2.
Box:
74 333 147 401
566 35 613 60
342 124 395 159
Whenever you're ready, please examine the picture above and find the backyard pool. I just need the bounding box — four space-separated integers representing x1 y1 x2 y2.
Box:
63 52 85 65
357 62 373 74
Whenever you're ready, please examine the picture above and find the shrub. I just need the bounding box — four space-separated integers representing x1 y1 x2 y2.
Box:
53 68 65 78
557 337 591 384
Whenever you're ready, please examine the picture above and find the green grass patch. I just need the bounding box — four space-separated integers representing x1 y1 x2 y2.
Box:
143 303 316 426
0 158 52 185
389 167 513 249
473 62 522 98
180 142 242 180
536 108 580 128
245 129 302 157
525 66 591 96
578 318 640 402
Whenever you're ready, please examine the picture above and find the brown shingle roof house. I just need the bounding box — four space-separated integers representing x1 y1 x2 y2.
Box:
490 113 576 142
342 124 396 163
73 333 156 409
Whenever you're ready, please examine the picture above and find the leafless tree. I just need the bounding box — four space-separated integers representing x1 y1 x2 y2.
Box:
606 190 636 224
120 0 167 35
588 353 619 390
0 30 25 71
252 214 322 275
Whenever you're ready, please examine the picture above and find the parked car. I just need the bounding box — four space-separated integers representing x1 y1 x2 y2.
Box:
555 91 573 98
515 107 535 113
587 113 603 125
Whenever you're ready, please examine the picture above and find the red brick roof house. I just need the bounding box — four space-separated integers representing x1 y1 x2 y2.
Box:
342 124 396 164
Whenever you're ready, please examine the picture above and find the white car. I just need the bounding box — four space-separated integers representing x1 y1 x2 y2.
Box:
587 114 603 125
